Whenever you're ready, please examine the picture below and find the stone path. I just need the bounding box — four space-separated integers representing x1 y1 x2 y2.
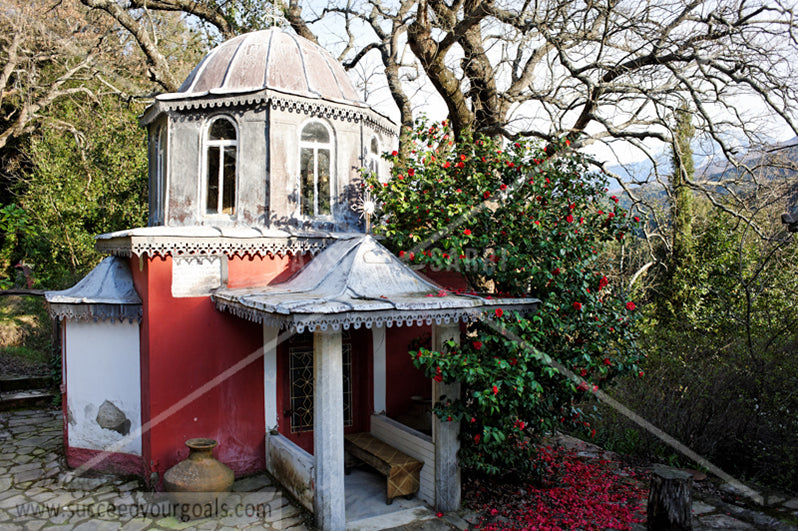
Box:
0 409 312 530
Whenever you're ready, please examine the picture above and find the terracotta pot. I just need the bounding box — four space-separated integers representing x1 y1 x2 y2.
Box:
163 438 235 520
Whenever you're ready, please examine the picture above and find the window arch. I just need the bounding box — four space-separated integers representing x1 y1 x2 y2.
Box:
204 116 238 216
299 120 333 217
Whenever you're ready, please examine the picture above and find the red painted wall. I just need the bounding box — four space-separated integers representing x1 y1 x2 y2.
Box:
385 325 432 419
131 252 305 484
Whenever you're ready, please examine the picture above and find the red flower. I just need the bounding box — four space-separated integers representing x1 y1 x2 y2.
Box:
492 385 499 395
495 308 504 318
608 212 615 219
472 341 483 350
460 154 466 161
598 276 609 290
500 183 507 191
611 195 618 203
408 167 415 176
573 301 582 310
436 512 443 518
456 161 465 168
399 251 406 258
625 301 636 311
603 357 611 365
434 374 443 382
483 191 491 199
566 214 574 223
634 216 640 222
474 434 481 443
463 228 472 236
391 150 398 156
443 161 451 168
552 267 561 275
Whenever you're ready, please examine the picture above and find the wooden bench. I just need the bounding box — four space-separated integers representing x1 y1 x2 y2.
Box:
344 432 423 504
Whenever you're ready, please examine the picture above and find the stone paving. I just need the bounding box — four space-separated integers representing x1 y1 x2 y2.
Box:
0 408 312 530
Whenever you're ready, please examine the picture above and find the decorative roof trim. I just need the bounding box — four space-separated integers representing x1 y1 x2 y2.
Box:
214 298 539 334
95 235 332 258
141 88 398 137
48 303 142 323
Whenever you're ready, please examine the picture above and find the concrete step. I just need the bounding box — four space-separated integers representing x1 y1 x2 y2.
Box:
0 389 57 411
0 376 52 392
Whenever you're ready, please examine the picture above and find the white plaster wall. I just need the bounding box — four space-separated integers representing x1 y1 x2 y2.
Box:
65 320 142 455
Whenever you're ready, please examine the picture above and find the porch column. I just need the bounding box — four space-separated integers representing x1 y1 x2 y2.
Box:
263 325 279 432
432 321 461 512
313 329 345 531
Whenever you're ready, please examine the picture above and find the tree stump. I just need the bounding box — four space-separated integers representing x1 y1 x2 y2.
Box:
647 464 693 531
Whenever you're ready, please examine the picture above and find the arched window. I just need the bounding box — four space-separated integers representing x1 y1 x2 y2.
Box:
299 121 333 217
204 116 238 216
151 124 168 224
366 136 381 182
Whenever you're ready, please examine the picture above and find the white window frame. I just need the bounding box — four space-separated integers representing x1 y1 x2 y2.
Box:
202 115 239 218
297 119 334 219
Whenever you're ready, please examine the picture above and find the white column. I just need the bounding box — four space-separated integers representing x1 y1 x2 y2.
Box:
432 321 461 512
263 325 279 432
313 329 345 531
372 326 387 414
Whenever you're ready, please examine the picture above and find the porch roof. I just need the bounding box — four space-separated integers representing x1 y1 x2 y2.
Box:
212 235 539 332
45 256 142 322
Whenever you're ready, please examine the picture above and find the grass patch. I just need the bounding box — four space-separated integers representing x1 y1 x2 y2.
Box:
0 295 52 376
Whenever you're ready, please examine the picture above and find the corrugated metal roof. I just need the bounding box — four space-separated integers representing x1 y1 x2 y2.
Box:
160 28 364 106
213 235 539 332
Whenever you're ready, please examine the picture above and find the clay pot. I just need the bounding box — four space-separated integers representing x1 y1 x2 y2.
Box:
163 438 235 520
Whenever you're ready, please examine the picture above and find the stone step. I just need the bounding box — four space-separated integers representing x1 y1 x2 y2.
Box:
0 389 57 411
0 376 53 392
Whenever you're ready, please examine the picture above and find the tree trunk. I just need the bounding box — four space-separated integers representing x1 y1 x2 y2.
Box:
647 465 693 531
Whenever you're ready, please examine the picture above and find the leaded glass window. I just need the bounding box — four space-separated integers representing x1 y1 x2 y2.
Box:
205 117 237 215
288 343 352 433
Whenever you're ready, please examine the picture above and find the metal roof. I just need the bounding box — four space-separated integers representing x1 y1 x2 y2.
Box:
159 28 364 107
45 257 142 322
213 235 539 332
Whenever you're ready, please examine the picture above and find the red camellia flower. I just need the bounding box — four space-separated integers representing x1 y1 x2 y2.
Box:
552 267 560 275
408 167 415 176
473 341 483 350
474 434 481 443
634 216 640 222
492 385 499 395
495 308 504 318
566 214 574 223
399 251 406 258
391 150 398 156
573 301 583 310
500 183 507 191
463 228 472 236
608 212 615 218
625 301 636 311
603 357 611 365
599 276 609 290
443 161 451 168
434 374 443 382
483 191 491 199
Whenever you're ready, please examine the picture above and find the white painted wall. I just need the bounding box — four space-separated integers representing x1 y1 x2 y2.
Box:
371 414 435 505
372 326 386 414
263 325 279 431
65 320 142 455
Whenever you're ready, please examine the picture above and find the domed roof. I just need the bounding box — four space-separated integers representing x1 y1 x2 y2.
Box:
168 28 364 106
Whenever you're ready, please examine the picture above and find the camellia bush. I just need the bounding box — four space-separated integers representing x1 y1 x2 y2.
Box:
367 119 643 478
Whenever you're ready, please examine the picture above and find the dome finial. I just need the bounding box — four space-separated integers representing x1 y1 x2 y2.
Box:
263 1 289 29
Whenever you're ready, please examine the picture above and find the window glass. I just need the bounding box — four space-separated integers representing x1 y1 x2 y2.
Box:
209 119 236 140
318 150 331 215
301 122 330 143
300 148 314 217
